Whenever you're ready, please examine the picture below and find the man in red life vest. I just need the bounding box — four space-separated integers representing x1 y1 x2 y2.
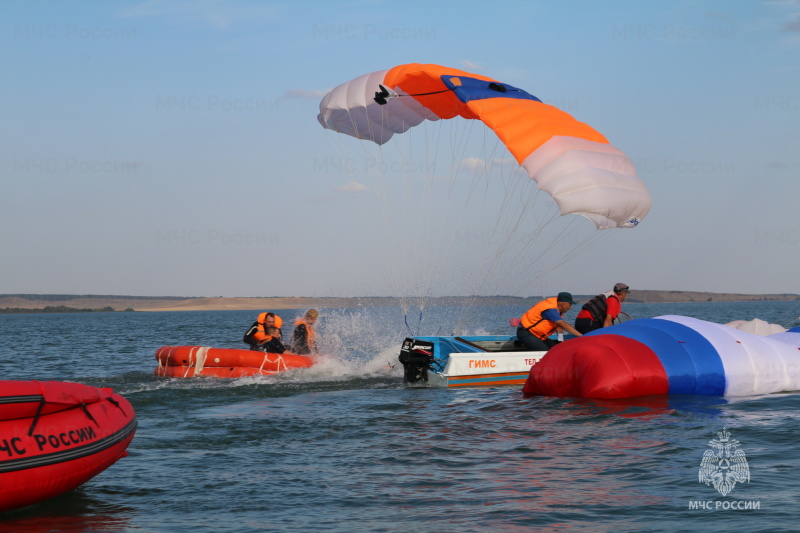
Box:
517 292 583 351
573 283 630 334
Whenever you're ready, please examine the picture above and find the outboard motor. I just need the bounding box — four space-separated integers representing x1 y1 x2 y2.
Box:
398 338 435 384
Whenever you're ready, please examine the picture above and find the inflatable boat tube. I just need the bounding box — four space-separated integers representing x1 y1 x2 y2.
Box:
0 380 137 512
155 346 315 378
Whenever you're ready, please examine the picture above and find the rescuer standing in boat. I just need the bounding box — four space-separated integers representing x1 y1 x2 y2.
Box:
291 309 318 354
573 283 630 334
517 292 582 351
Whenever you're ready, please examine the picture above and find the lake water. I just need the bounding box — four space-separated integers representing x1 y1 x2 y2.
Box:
1 300 799 532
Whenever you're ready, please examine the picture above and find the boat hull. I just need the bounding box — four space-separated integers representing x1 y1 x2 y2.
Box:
0 380 137 512
399 336 546 387
155 346 315 378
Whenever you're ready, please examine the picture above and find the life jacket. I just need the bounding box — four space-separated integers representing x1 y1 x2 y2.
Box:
253 312 283 343
520 297 561 340
581 291 616 325
292 317 316 353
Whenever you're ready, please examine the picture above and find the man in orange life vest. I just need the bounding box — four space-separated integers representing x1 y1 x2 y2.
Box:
291 309 318 355
573 283 630 334
517 292 583 351
256 326 286 354
246 312 284 351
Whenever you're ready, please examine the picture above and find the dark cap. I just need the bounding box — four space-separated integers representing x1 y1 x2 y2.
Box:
557 292 575 305
614 283 630 293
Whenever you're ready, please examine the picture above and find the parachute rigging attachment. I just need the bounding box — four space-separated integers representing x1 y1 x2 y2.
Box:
403 311 424 337
373 83 455 105
373 84 396 105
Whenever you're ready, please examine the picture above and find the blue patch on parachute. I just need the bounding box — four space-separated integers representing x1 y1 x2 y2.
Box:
441 75 541 104
588 318 726 396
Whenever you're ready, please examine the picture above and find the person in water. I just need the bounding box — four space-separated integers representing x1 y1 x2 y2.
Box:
256 326 286 354
517 292 583 351
244 312 284 351
291 309 318 355
573 283 630 334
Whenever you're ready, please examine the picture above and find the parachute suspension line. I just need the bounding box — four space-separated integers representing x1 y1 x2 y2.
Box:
779 300 800 329
374 84 453 105
391 112 432 315
327 108 409 314
411 117 442 314
451 132 520 333
513 221 615 298
374 113 416 316
418 118 491 332
505 213 585 277
418 115 482 326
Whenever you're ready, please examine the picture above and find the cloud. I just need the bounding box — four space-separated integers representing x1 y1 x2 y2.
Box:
120 0 282 28
284 89 330 100
459 156 516 172
783 14 800 32
460 157 487 171
334 182 368 193
460 59 483 71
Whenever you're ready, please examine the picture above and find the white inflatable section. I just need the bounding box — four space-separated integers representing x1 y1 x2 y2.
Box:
660 315 800 397
521 136 651 229
725 318 787 335
317 70 439 145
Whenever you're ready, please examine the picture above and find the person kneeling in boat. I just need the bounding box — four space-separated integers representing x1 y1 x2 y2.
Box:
291 309 318 355
244 312 284 351
517 292 582 351
256 326 286 354
573 283 630 334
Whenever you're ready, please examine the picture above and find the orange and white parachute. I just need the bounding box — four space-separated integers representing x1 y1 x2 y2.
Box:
318 63 651 229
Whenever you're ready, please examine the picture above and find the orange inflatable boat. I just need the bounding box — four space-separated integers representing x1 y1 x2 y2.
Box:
155 346 315 378
0 380 137 512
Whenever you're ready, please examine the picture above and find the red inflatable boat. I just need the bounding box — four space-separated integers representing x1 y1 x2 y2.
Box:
155 346 315 378
0 380 137 512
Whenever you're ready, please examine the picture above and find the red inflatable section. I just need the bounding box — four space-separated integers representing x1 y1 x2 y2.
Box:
0 381 137 512
522 335 669 399
155 346 315 378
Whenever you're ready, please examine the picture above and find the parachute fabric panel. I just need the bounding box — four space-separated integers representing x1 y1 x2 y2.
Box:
317 69 440 145
521 335 669 399
659 315 800 397
317 62 651 229
585 319 726 395
523 315 800 399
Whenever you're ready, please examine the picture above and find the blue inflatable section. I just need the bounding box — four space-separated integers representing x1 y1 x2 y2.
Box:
586 318 726 395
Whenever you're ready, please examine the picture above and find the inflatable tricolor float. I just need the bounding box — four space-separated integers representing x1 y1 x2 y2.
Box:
523 315 800 399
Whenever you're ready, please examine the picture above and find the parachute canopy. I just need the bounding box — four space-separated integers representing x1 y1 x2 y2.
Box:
523 315 800 399
318 63 651 229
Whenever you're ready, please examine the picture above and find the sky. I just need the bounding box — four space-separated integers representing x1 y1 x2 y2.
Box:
1 0 799 299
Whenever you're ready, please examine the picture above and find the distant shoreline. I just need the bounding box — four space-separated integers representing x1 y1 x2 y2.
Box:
1 292 798 313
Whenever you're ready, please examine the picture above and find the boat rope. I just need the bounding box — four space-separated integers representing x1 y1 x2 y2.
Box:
80 403 100 427
106 396 127 417
189 346 209 377
27 382 46 437
258 352 285 374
